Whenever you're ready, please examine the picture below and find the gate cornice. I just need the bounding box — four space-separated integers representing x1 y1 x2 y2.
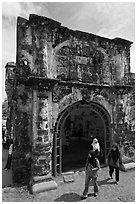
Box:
16 76 134 89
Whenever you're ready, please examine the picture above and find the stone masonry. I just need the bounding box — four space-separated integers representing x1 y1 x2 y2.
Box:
5 14 135 193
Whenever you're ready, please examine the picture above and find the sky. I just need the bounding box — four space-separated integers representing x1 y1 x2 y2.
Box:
1 1 135 101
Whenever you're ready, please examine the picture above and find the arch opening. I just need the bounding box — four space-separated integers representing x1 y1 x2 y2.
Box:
52 101 111 176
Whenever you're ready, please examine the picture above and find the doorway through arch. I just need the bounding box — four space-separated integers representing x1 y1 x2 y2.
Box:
52 100 112 176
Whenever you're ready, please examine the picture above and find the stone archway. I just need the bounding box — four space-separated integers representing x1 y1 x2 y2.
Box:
52 100 111 176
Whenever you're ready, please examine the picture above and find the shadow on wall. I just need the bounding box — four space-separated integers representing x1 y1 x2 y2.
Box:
54 193 81 202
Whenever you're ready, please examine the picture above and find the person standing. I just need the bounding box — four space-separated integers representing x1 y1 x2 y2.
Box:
107 143 122 184
4 138 13 170
82 150 100 199
2 127 5 142
91 138 100 157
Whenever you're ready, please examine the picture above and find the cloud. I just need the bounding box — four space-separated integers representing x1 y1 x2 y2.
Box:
65 2 135 41
2 2 22 19
2 2 50 19
21 2 50 19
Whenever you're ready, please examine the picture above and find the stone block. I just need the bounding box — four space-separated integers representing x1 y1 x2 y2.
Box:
124 162 135 171
122 156 134 164
38 129 48 136
37 136 43 142
63 174 74 183
32 180 57 193
33 173 52 182
33 149 51 157
33 164 50 176
37 155 48 165
35 142 51 151
62 171 74 175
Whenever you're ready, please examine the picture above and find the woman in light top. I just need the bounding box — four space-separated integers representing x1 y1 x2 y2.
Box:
91 138 100 153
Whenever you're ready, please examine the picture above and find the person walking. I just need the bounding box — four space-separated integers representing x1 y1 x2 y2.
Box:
82 150 100 199
2 127 5 142
107 143 122 185
91 138 100 157
4 137 13 170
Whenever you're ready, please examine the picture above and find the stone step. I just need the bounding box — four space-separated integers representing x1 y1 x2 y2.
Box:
32 180 57 194
33 173 52 182
62 171 74 175
124 162 135 171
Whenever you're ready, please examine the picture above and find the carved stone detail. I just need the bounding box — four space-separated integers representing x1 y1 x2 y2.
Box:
52 84 72 102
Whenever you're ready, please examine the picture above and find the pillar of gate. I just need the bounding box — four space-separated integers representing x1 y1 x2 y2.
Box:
31 89 57 194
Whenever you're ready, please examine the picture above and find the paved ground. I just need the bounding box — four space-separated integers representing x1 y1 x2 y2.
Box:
2 167 135 202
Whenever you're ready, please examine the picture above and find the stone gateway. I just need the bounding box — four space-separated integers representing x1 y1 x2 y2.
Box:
5 14 135 193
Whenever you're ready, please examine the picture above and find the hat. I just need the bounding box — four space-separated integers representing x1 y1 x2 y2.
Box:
93 138 98 143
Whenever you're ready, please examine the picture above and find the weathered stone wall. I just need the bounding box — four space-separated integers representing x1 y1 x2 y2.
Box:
113 88 135 157
16 14 132 86
12 84 33 184
8 14 134 188
53 34 131 85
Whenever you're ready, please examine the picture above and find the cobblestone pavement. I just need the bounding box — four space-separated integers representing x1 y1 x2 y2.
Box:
2 168 135 202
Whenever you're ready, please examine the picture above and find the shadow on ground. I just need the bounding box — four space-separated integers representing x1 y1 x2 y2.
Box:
87 193 95 197
54 193 81 202
89 178 116 187
98 178 116 186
